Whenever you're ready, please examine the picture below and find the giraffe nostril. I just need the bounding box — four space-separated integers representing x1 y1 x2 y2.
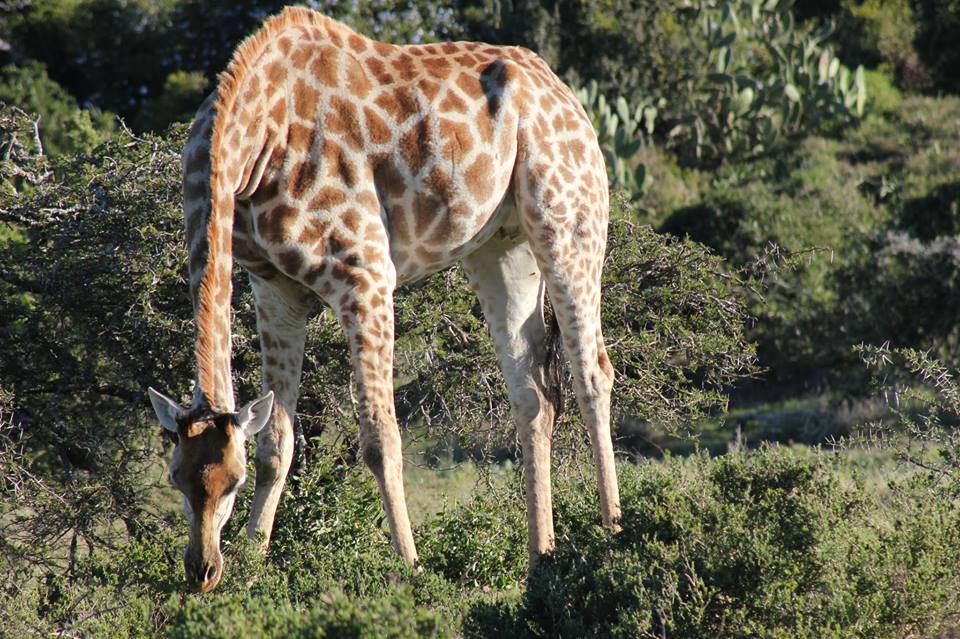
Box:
204 562 217 583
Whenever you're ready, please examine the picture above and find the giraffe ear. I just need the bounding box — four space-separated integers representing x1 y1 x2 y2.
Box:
149 387 183 433
236 391 274 438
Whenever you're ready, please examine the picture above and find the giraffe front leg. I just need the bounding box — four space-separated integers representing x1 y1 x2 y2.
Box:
247 273 310 548
335 285 418 565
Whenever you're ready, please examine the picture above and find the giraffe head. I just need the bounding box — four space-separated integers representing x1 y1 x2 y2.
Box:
147 387 273 593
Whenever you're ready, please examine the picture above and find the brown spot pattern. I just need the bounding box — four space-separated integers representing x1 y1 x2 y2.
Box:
257 204 298 243
364 106 392 145
310 50 339 87
464 153 494 201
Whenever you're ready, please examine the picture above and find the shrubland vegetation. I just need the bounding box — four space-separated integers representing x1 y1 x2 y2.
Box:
3 0 960 636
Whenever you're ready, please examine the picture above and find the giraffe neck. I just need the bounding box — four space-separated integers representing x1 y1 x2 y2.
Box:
193 8 355 412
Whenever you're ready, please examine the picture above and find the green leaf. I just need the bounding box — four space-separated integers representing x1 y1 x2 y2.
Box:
615 96 630 125
784 83 801 102
854 65 866 117
708 72 736 85
633 163 647 189
735 87 755 115
715 47 731 73
642 107 658 136
620 138 642 158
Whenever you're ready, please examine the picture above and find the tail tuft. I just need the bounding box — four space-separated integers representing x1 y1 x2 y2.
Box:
543 303 564 427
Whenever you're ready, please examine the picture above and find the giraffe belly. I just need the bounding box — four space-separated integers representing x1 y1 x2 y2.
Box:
391 187 518 286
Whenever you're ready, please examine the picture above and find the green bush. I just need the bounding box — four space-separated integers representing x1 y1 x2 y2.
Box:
165 587 452 639
862 68 903 114
470 447 960 638
655 95 960 390
660 137 881 386
417 477 527 589
835 0 931 89
912 0 960 93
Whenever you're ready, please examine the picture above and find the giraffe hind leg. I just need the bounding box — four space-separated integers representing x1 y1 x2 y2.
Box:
462 233 560 562
514 168 622 531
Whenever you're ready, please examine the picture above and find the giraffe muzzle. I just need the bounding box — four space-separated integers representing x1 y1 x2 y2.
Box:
184 547 223 593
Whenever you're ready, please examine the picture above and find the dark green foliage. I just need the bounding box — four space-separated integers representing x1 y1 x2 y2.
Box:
456 1 699 126
165 587 451 639
834 0 930 90
0 452 458 637
660 138 879 386
472 447 960 638
1 0 182 130
0 61 117 155
653 95 960 391
0 0 460 132
796 0 960 95
833 96 960 365
8 439 960 638
912 0 960 93
417 476 527 589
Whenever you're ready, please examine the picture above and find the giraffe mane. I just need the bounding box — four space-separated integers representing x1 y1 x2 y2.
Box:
197 7 353 409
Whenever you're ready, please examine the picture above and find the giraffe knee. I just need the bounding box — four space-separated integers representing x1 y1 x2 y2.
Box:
511 387 540 424
254 407 293 481
512 386 555 438
360 425 400 476
582 359 614 402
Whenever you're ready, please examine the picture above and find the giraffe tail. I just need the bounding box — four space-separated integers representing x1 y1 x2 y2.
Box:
543 304 564 428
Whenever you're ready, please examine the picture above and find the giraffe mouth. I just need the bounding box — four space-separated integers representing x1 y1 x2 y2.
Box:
184 546 224 593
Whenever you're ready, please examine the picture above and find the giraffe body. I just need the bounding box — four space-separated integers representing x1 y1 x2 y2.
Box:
150 7 620 592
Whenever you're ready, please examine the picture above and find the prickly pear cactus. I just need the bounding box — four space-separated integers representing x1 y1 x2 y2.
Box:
574 80 660 201
671 0 866 165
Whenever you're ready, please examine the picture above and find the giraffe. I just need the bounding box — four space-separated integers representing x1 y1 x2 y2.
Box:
148 6 620 593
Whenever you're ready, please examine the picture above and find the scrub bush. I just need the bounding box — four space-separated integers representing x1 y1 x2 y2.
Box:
470 447 960 638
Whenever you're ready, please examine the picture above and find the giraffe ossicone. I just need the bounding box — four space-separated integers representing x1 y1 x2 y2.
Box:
150 6 621 593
